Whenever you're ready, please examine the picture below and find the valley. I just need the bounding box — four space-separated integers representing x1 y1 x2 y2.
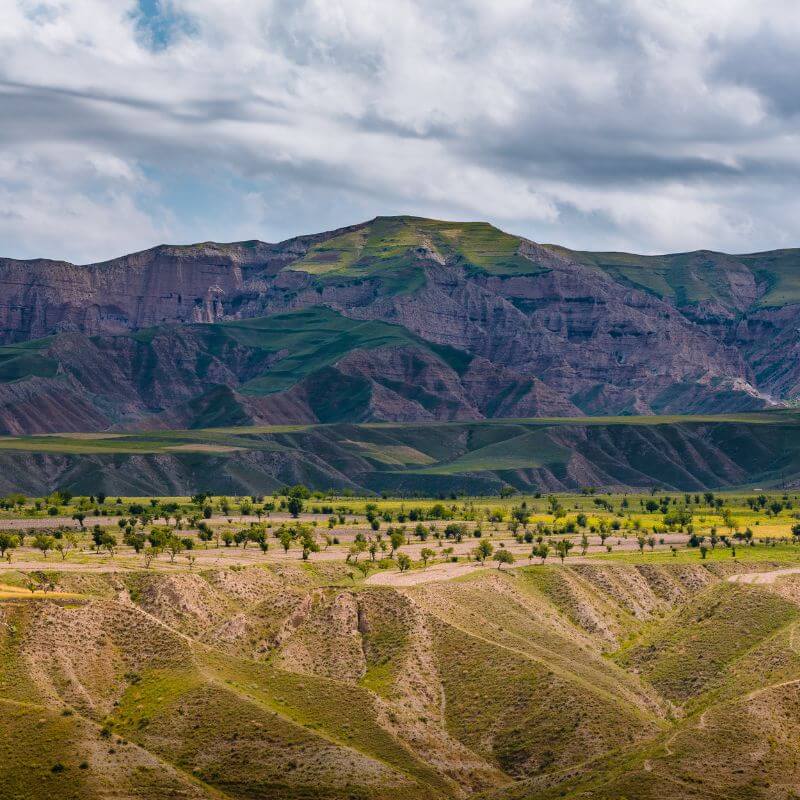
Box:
2 219 800 798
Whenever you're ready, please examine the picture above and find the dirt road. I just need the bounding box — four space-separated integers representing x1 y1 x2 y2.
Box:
728 567 800 584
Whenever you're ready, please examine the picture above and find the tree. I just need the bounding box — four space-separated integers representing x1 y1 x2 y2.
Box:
279 528 293 554
197 523 213 548
287 495 303 518
33 533 55 558
555 538 574 563
0 532 19 559
143 545 161 568
165 535 184 563
389 530 405 556
101 532 117 556
397 552 412 572
300 527 319 560
700 544 709 559
72 512 86 529
55 532 79 561
191 492 211 507
511 505 531 527
355 560 372 579
473 539 494 565
420 547 435 568
580 533 589 556
493 549 515 569
535 542 550 564
347 540 367 564
124 530 146 554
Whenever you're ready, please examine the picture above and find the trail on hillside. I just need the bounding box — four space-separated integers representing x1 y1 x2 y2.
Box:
729 566 800 584
366 561 487 586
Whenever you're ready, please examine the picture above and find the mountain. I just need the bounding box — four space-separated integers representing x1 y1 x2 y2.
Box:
1 215 799 434
6 560 800 800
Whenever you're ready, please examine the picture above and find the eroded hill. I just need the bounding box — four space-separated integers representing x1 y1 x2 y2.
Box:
4 560 800 799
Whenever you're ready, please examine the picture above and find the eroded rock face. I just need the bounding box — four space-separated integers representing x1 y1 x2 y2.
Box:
0 216 797 431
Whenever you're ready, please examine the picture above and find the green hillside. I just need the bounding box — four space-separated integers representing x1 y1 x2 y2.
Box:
215 307 470 395
285 215 800 309
287 216 541 288
548 244 800 308
0 411 798 494
7 560 800 800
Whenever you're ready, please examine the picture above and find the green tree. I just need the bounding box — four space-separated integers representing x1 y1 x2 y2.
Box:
555 538 574 563
473 539 494 565
420 547 435 567
279 528 293 554
397 552 412 572
389 530 405 556
0 532 19 559
101 532 117 556
493 549 515 569
33 533 55 558
165 535 184 563
287 495 303 518
56 532 79 561
124 531 146 554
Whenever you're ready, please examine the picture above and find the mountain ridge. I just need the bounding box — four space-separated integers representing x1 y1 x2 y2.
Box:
0 215 798 434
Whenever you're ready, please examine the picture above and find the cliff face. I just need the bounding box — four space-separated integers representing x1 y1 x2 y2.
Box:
0 215 797 432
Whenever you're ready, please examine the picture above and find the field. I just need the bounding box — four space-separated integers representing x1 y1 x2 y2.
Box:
3 489 800 798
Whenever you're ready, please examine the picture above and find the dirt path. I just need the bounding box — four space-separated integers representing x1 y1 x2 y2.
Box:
366 561 489 586
728 567 800 584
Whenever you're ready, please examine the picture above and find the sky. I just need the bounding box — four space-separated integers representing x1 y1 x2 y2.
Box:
1 0 800 263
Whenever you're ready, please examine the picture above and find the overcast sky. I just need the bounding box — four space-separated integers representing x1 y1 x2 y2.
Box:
1 0 799 262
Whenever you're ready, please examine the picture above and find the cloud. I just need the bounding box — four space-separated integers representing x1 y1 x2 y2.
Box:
0 0 799 261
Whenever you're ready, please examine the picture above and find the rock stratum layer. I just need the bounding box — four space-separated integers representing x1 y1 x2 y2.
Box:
0 215 798 435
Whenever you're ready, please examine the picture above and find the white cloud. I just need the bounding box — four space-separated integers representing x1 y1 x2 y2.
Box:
0 0 799 261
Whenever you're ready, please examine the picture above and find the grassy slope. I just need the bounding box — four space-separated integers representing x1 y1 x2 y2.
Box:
288 216 800 309
547 244 800 309
0 307 470 414
0 411 799 492
287 216 542 286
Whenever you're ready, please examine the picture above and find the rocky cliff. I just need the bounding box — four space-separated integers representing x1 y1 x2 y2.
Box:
0 215 797 432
